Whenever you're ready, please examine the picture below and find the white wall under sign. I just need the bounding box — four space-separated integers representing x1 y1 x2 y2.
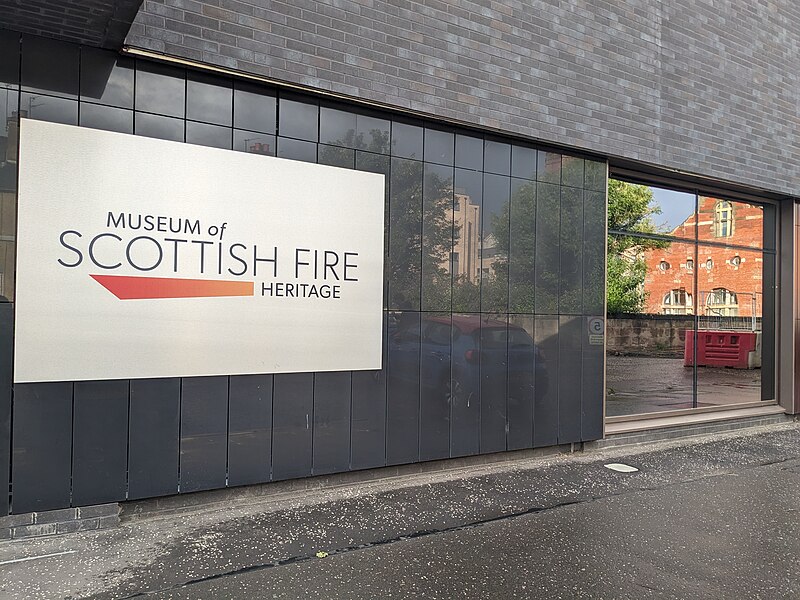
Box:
15 119 385 383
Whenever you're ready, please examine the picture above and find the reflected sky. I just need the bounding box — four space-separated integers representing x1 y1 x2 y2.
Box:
650 187 695 233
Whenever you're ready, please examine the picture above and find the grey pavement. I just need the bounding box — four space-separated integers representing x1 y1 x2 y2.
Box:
2 422 799 599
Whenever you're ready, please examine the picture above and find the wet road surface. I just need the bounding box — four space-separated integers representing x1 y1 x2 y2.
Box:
1 422 798 599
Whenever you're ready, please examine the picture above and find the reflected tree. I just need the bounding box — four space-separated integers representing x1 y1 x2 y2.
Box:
321 129 453 312
421 166 454 310
487 180 536 313
607 179 669 314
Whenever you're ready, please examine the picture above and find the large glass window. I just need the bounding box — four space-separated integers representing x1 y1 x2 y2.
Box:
606 179 775 417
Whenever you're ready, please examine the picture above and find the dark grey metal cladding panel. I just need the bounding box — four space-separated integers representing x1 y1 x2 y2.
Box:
581 320 604 441
0 303 11 516
450 314 480 458
386 311 421 465
128 378 180 500
20 34 79 97
312 371 351 475
228 374 272 487
481 174 510 313
480 316 507 454
419 316 451 461
421 163 454 312
509 179 536 314
534 316 559 447
180 376 228 493
559 187 584 314
507 315 535 451
11 382 73 513
388 158 423 311
72 380 129 506
583 191 606 316
763 204 777 252
350 316 387 471
558 316 582 444
0 29 20 86
535 183 560 314
355 152 391 310
272 373 313 480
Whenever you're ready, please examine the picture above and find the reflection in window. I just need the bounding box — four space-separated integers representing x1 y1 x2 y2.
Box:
714 200 733 237
20 93 77 125
233 130 275 155
608 176 774 419
79 103 133 134
662 289 693 315
278 98 318 141
706 288 738 316
135 62 185 118
233 83 276 134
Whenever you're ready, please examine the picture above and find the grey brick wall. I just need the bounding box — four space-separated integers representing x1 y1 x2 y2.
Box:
0 503 119 539
127 0 800 196
0 0 143 48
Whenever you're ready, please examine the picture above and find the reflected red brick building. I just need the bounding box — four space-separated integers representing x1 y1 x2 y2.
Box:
644 197 764 317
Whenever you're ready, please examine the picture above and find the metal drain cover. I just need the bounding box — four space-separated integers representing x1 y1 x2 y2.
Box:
604 463 639 473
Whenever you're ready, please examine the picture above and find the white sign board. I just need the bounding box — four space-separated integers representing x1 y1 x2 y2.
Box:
15 119 385 383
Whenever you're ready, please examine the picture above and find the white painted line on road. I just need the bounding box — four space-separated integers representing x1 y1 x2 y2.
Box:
0 550 76 566
604 463 639 473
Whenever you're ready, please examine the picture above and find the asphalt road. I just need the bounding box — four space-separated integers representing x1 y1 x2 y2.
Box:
2 423 799 599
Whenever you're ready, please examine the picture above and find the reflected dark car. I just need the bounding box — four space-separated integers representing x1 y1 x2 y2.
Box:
388 313 548 410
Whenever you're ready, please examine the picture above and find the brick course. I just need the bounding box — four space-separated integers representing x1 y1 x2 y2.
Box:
0 503 119 539
126 0 800 196
0 0 144 48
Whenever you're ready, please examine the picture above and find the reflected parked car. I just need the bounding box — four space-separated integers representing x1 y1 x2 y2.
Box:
388 313 548 410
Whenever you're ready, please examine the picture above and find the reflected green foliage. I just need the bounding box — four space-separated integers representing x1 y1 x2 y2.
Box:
320 128 455 312
452 277 480 312
490 180 536 312
608 179 665 236
607 180 669 314
421 167 455 310
534 183 561 314
388 158 453 310
607 253 647 314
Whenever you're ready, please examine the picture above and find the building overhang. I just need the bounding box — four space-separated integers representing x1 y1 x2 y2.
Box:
0 0 142 49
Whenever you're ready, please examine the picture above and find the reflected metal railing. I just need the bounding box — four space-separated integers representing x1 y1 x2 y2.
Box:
698 290 761 332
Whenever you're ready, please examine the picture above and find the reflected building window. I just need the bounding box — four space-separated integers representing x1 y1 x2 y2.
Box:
450 252 459 275
662 288 693 315
714 200 733 238
452 192 480 284
706 288 738 316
